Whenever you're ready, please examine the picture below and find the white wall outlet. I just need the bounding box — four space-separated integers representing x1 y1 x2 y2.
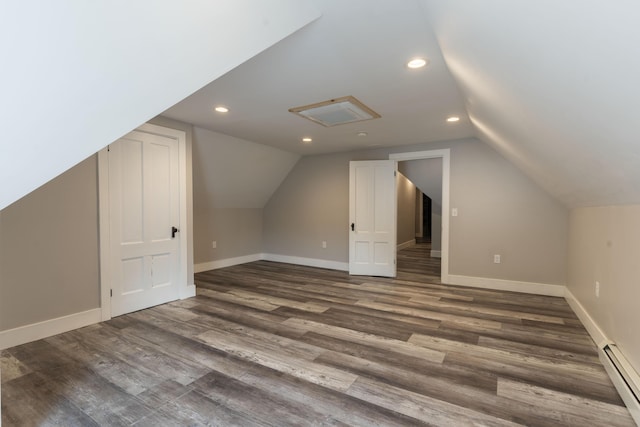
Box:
212 241 217 249
452 208 458 217
322 241 327 249
493 254 501 264
595 281 600 298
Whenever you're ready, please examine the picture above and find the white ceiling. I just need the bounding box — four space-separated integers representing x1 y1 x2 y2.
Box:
399 159 443 208
193 127 300 209
164 0 640 208
0 0 319 211
163 0 473 156
421 0 640 208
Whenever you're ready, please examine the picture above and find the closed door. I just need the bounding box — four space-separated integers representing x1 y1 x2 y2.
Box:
108 130 180 317
349 160 397 277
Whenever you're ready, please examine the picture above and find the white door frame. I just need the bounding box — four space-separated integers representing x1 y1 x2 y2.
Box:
389 149 450 284
98 123 192 321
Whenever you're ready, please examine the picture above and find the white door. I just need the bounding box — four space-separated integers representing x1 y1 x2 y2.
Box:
349 160 397 277
108 130 181 317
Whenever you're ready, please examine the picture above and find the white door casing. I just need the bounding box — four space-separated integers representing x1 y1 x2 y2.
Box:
99 123 192 320
349 160 397 277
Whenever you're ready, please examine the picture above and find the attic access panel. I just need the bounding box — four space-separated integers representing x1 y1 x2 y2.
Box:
289 96 381 127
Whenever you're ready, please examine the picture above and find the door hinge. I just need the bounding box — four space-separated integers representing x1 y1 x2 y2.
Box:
110 289 113 297
394 170 397 177
107 145 110 152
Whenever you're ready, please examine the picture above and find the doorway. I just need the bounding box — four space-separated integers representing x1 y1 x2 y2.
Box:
417 193 432 244
390 149 450 284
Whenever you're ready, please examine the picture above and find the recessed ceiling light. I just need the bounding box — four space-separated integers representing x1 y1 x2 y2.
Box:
214 106 229 113
302 137 312 143
407 58 428 69
447 116 460 122
357 132 368 137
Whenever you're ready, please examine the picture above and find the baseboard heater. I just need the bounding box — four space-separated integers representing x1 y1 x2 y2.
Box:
600 343 640 425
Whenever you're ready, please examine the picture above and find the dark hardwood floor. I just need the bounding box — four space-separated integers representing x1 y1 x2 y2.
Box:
1 243 635 426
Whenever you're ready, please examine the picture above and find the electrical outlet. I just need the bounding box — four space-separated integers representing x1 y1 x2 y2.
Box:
212 241 217 249
493 254 501 264
322 241 327 249
595 281 600 298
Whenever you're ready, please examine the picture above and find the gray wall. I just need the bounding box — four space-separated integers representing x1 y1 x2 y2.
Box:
263 137 568 286
0 133 569 334
0 116 195 333
263 151 363 261
0 156 100 330
194 208 263 263
432 212 442 253
192 127 299 209
397 172 416 245
568 205 640 374
448 140 567 284
191 126 299 265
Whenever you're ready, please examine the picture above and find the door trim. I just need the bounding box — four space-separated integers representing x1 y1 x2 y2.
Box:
389 149 450 284
98 123 191 321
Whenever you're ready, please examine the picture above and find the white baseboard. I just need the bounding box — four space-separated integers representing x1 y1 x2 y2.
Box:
430 250 441 258
565 288 639 424
194 253 349 273
397 239 416 251
262 253 349 271
564 288 607 347
599 344 640 426
194 253 262 273
447 274 565 297
565 289 640 423
0 308 102 350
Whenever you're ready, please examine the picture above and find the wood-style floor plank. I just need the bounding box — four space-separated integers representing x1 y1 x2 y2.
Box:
1 243 635 426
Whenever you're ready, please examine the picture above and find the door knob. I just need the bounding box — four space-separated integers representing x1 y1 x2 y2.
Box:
351 223 355 231
171 226 179 238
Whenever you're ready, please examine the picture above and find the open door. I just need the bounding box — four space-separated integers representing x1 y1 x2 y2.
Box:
349 160 397 277
108 130 182 317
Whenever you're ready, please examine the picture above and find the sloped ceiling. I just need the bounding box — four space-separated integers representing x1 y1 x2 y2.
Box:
399 159 442 208
0 0 320 211
421 0 640 208
192 127 300 209
162 0 640 209
163 0 474 156
7 1 637 210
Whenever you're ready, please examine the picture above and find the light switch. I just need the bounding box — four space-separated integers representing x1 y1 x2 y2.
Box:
452 208 458 217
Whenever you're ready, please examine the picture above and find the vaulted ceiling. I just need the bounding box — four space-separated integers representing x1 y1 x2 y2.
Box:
4 1 640 211
164 0 474 156
0 0 320 211
164 0 640 209
421 0 640 208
